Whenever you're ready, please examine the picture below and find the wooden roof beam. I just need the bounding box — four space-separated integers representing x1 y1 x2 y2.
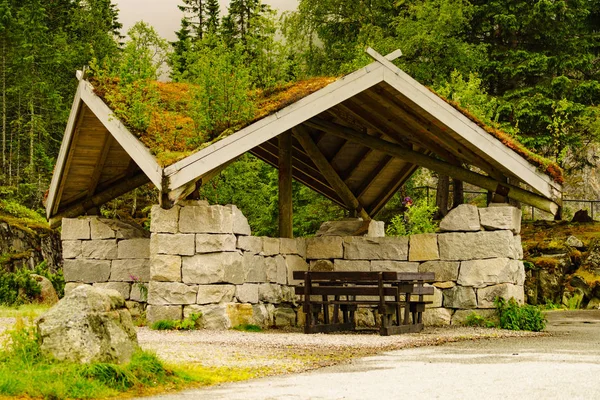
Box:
50 173 150 228
293 125 371 220
369 162 420 216
306 117 560 215
86 134 114 198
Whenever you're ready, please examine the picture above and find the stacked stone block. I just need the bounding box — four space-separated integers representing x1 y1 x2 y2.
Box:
304 204 525 326
146 201 308 329
60 202 525 330
61 217 150 308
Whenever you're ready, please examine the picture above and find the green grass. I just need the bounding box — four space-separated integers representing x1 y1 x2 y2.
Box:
0 304 50 318
232 324 263 332
0 320 260 399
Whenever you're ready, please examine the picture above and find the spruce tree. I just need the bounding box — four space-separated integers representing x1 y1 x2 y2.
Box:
178 0 207 39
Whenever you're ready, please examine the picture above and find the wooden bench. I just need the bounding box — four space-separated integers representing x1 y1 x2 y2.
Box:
293 271 435 336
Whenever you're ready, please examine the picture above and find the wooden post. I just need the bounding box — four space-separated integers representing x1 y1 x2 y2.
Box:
278 132 293 238
452 179 464 208
305 118 560 215
435 175 449 219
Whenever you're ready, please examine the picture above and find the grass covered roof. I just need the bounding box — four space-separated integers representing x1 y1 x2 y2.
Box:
90 73 562 183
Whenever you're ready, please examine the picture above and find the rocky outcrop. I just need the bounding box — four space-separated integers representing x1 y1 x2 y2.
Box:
36 285 138 364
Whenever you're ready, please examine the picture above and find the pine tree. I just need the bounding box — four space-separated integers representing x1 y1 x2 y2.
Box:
178 0 207 39
205 0 220 33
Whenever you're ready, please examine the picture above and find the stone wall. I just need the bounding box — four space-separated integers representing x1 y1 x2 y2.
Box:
61 202 524 329
61 217 150 313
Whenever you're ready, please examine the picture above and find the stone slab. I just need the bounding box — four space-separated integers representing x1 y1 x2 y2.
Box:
439 204 481 232
111 259 150 282
458 258 521 288
146 305 182 324
94 282 131 300
148 282 198 305
61 218 91 240
63 259 111 283
81 240 118 260
262 237 280 256
236 284 259 304
423 307 453 326
371 261 419 273
409 233 439 261
179 205 233 234
150 255 182 282
334 260 371 272
62 240 82 259
237 236 263 254
196 285 236 304
310 259 334 272
90 218 116 239
151 234 195 256
196 234 237 253
479 206 521 234
150 205 179 234
443 286 477 309
285 255 309 285
118 239 150 259
418 261 459 281
229 205 251 236
306 237 343 259
259 283 283 304
344 237 409 260
182 252 244 284
244 253 267 283
438 231 515 261
477 283 524 308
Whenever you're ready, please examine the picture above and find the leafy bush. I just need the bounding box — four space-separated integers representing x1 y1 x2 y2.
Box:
150 313 201 330
0 269 40 306
232 324 263 332
0 199 46 224
495 297 547 332
464 312 496 328
386 198 438 236
34 261 65 299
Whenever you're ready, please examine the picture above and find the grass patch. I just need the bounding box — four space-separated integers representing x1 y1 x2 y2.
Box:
232 324 263 332
0 320 260 399
496 297 547 332
0 304 50 318
150 313 201 331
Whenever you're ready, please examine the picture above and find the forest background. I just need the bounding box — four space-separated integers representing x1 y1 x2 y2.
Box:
2 0 600 237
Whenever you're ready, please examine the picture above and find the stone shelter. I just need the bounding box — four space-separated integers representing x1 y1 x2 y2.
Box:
46 48 561 328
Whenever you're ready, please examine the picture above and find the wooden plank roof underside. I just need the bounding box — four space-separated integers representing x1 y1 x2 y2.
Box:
46 49 562 226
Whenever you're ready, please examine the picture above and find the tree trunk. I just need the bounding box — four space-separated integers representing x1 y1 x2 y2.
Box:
452 179 464 209
435 175 449 219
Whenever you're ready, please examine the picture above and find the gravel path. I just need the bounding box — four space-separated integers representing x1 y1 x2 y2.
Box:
0 317 542 374
136 326 542 373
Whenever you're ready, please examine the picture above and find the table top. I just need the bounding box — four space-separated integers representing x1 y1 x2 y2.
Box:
292 271 435 282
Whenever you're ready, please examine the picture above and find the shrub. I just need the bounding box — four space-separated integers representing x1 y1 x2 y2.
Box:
150 313 201 331
34 261 65 299
0 269 40 306
495 297 547 332
386 198 438 236
464 312 496 328
232 324 262 332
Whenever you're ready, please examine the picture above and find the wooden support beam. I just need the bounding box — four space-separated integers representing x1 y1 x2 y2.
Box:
50 173 150 228
279 132 294 238
162 158 238 208
368 163 419 216
293 126 371 220
306 118 560 215
87 133 113 198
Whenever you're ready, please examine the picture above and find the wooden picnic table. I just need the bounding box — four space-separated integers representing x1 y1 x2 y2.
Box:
293 271 435 336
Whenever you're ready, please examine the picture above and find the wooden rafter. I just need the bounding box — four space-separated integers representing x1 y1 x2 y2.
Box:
87 133 114 198
306 117 560 214
293 125 371 220
50 173 150 228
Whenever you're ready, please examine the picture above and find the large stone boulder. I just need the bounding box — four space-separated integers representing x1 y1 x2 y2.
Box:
36 285 138 364
315 219 385 237
30 274 59 305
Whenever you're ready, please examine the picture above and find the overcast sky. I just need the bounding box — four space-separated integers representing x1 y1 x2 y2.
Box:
113 0 298 41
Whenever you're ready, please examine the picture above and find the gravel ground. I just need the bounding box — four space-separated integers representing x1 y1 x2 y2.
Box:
0 317 543 374
136 326 543 374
